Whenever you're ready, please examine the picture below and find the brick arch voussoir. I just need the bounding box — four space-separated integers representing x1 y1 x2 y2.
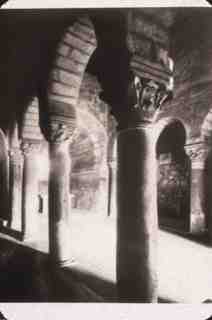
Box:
48 16 97 108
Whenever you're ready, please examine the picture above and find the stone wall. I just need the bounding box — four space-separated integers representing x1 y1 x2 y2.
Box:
158 153 190 231
159 12 212 142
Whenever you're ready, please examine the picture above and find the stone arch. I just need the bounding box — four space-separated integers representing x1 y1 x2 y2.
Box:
38 15 98 144
155 117 190 232
70 108 108 212
155 117 187 155
74 108 108 170
48 16 97 107
71 127 98 172
0 129 9 221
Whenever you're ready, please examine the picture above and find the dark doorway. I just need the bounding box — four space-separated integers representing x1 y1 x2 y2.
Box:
156 119 190 232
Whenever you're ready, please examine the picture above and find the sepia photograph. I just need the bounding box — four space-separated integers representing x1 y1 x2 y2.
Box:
0 1 212 309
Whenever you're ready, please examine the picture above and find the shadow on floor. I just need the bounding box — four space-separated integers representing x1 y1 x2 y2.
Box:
0 236 176 302
160 226 212 248
0 236 106 302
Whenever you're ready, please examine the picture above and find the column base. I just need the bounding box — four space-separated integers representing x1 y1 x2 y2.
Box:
21 231 37 242
49 257 77 268
190 212 205 234
21 236 34 243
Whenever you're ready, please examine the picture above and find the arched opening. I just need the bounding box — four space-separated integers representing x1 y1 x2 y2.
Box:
70 128 102 212
156 118 190 232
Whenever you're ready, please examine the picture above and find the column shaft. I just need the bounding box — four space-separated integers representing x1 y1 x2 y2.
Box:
49 141 71 265
22 147 40 240
189 162 205 233
185 144 207 234
108 161 117 218
117 126 158 302
9 150 23 232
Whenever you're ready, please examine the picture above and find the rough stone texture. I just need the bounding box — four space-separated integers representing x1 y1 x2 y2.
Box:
128 11 169 46
138 8 177 28
55 55 85 75
158 154 190 231
21 97 43 142
48 16 97 111
159 14 212 142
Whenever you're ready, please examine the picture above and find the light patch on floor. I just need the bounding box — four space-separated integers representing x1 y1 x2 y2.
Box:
15 210 212 302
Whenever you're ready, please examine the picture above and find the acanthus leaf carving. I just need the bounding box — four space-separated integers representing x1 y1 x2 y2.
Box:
9 147 23 164
47 122 73 143
21 140 41 156
185 143 208 163
126 75 173 125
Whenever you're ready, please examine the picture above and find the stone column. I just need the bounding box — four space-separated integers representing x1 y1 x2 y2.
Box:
40 100 76 266
95 164 109 217
117 122 158 302
21 140 41 241
114 65 174 302
8 122 24 232
48 139 72 265
9 147 24 232
185 143 207 234
108 159 117 218
4 139 10 223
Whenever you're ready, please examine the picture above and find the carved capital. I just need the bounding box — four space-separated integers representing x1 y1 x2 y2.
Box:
9 147 23 164
21 140 41 157
47 122 74 144
110 50 174 130
130 76 171 121
41 99 76 144
114 77 172 131
185 143 209 165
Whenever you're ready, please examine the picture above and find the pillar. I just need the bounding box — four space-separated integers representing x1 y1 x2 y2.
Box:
108 159 117 218
4 138 10 223
21 140 41 240
8 122 24 232
185 143 207 234
9 148 23 231
40 100 76 266
114 64 174 302
48 140 71 265
117 122 158 302
95 164 109 217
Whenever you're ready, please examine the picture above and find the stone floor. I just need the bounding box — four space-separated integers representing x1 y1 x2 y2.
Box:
0 210 212 302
